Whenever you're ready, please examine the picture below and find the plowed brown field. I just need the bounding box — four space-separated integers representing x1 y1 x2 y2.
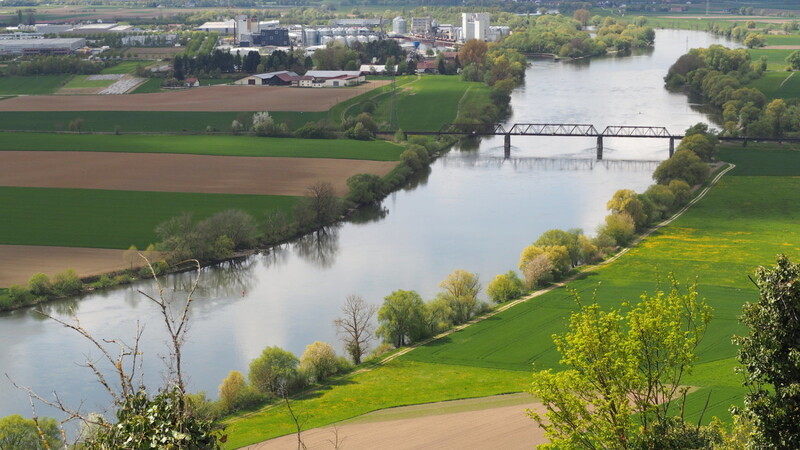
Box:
0 82 388 112
0 151 397 196
0 245 132 286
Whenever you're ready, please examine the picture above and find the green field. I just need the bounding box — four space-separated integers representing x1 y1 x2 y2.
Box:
222 360 530 449
0 111 242 133
0 75 71 95
765 34 800 46
101 61 153 75
61 75 116 89
748 48 793 71
224 143 800 445
130 78 163 94
395 76 488 131
0 187 298 249
0 132 404 161
747 70 800 99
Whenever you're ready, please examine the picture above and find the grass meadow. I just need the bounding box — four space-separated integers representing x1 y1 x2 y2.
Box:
748 48 793 71
0 111 240 132
746 70 800 99
223 143 800 445
0 132 404 161
0 187 297 249
0 75 71 95
765 34 800 46
100 60 152 75
62 75 116 89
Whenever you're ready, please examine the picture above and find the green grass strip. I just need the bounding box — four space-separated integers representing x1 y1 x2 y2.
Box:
0 187 298 249
0 132 404 161
0 75 72 95
747 70 800 99
61 75 116 89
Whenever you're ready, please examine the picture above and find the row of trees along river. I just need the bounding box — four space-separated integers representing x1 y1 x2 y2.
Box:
0 29 740 429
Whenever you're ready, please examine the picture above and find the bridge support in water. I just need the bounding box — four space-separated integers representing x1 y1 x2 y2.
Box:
596 136 603 160
669 137 675 157
504 134 511 158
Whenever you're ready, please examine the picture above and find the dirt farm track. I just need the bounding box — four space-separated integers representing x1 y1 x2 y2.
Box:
0 82 388 112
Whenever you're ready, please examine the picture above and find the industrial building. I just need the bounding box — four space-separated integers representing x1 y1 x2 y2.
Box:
196 20 236 34
392 16 407 35
0 38 85 55
462 12 490 42
236 70 364 88
247 28 290 47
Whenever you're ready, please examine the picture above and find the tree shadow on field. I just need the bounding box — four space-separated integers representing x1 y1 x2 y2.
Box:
296 376 357 401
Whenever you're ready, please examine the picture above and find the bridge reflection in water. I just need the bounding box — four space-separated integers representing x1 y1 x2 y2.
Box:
441 156 662 171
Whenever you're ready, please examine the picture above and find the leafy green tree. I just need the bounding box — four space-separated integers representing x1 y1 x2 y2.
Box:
438 269 482 324
645 184 676 220
347 173 386 204
519 245 570 278
486 271 525 303
248 346 299 396
678 134 716 162
668 179 692 205
744 33 765 48
735 255 800 448
597 212 636 246
423 296 453 336
298 341 340 383
535 229 583 267
51 269 82 296
653 150 710 186
786 50 800 70
218 370 249 413
529 278 712 448
377 290 427 347
607 189 648 229
0 414 61 449
27 273 51 297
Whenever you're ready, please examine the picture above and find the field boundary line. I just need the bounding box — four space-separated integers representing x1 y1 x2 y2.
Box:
453 85 474 123
379 162 736 365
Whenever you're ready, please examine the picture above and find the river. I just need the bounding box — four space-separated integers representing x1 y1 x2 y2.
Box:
0 29 738 425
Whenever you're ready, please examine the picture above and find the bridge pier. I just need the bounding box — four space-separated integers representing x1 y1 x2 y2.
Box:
596 136 603 160
669 137 675 157
504 134 511 158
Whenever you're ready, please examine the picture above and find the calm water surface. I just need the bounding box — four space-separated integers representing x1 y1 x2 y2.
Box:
0 30 738 423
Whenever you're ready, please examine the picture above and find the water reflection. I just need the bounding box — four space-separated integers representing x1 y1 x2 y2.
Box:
448 156 662 171
293 226 341 268
348 204 390 225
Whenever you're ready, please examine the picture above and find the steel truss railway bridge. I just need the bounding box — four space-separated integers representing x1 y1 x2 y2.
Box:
386 123 800 159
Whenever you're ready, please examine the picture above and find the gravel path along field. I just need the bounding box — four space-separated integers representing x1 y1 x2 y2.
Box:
246 394 547 450
0 82 389 112
0 151 397 196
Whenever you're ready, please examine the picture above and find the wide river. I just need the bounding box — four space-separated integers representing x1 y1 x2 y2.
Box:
0 29 737 424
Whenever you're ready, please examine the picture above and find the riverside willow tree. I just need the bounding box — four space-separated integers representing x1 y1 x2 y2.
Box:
529 278 712 448
735 255 800 448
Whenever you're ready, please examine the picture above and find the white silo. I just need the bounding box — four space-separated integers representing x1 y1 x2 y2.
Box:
393 16 407 35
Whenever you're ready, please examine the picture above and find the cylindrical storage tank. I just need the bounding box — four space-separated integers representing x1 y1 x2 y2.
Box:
304 29 319 45
321 35 333 45
345 35 358 46
346 27 357 35
334 35 346 45
368 34 378 42
357 35 368 43
318 27 331 36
